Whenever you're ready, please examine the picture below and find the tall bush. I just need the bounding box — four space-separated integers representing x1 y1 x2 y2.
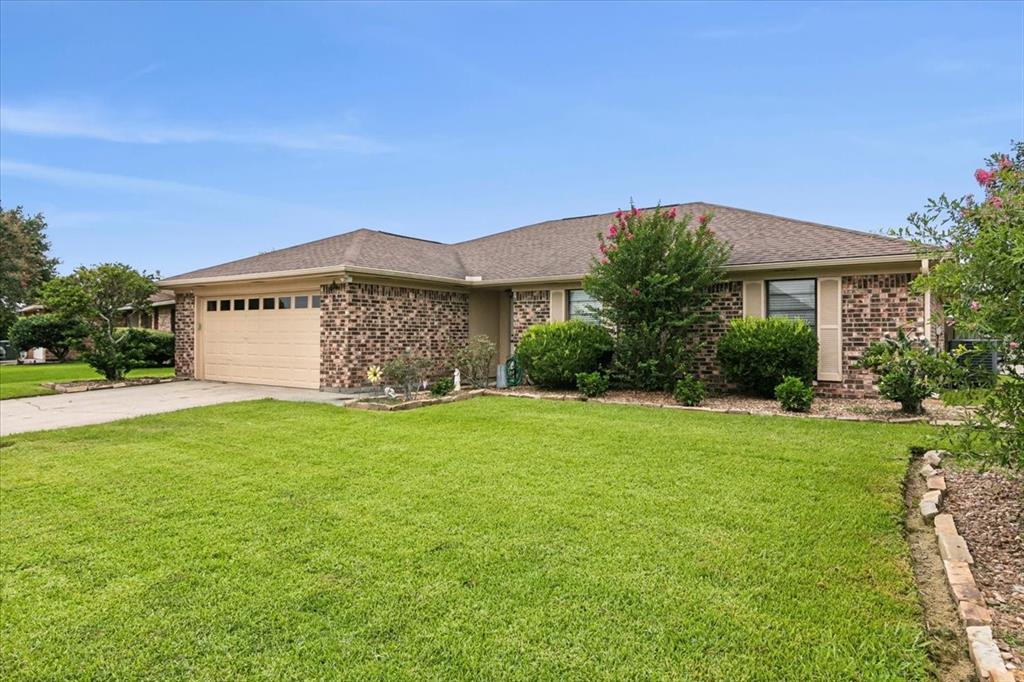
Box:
40 263 157 380
119 328 175 367
582 205 730 391
717 317 818 398
895 142 1022 467
516 320 612 389
857 329 956 414
454 335 496 388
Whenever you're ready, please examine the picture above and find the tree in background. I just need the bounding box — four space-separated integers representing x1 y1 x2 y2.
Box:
41 264 158 380
8 314 87 362
583 205 731 391
896 142 1023 468
0 205 59 338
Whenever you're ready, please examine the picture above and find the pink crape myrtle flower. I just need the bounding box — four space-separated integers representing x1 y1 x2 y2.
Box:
608 224 618 238
1009 341 1020 350
626 231 635 240
974 169 993 186
600 257 609 265
991 196 1004 209
1000 156 1013 169
667 207 677 219
599 243 608 254
970 300 980 311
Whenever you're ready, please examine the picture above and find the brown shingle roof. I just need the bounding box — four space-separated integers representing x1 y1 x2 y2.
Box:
163 203 917 284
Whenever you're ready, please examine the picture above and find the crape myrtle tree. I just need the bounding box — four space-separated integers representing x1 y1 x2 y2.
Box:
895 142 1023 468
583 205 731 391
41 263 158 380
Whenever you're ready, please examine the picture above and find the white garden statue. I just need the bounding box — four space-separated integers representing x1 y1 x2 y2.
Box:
453 368 461 391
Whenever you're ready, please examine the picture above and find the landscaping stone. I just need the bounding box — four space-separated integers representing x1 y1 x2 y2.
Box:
960 600 994 626
934 514 958 536
919 463 938 479
938 533 974 564
951 580 986 605
923 449 946 466
927 475 947 491
920 499 939 521
967 626 1015 681
923 489 943 506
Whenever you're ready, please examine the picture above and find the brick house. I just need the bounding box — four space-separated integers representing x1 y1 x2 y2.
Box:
161 203 941 397
119 290 177 332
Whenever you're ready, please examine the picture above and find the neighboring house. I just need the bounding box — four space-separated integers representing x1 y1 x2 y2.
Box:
12 304 51 362
119 290 177 332
161 202 940 397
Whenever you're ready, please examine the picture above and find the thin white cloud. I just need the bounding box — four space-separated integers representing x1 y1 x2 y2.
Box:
0 102 393 153
0 159 234 197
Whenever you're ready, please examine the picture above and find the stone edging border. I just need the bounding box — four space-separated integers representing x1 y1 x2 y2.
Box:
41 376 182 394
344 389 487 412
916 449 1014 682
481 389 962 425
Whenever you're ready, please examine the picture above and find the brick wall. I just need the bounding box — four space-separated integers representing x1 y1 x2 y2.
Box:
174 293 195 378
320 282 469 390
691 281 744 390
155 306 174 332
816 272 939 398
512 290 550 344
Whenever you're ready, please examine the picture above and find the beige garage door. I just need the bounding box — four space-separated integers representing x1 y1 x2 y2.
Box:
200 293 321 389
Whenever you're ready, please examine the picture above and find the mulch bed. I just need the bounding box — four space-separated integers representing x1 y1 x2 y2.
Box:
504 386 969 423
944 465 1024 674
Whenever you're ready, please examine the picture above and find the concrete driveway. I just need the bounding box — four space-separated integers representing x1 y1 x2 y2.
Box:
0 380 360 436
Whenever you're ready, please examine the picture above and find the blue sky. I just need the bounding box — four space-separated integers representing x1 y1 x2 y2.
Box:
1 1 1021 277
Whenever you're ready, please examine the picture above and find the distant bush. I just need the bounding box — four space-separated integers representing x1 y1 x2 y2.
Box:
673 374 706 406
575 371 609 398
775 376 814 412
430 376 455 397
8 314 86 361
384 352 434 400
717 317 818 397
517 321 612 389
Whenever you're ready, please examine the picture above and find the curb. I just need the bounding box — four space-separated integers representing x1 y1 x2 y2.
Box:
916 449 1015 682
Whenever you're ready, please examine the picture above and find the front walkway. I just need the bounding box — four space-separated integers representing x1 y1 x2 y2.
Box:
0 380 358 436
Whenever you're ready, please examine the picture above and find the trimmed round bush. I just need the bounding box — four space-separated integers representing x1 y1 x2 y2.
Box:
517 321 612 389
575 371 609 398
673 374 705 406
775 375 814 412
717 317 818 397
119 327 175 367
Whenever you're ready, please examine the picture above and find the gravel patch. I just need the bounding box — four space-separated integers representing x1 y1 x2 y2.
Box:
944 466 1024 673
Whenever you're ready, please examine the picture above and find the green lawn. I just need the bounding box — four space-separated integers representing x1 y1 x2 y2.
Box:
0 362 175 400
0 398 934 680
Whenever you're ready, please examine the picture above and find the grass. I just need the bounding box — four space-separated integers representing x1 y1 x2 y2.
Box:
0 362 175 400
0 398 934 680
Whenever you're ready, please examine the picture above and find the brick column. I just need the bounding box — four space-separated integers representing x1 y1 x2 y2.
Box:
174 292 195 379
511 290 551 344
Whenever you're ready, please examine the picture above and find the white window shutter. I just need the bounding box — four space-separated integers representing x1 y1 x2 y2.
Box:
742 281 764 318
817 278 843 381
549 289 566 322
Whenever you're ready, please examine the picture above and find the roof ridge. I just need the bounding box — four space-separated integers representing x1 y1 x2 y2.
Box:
698 202 912 245
453 202 701 247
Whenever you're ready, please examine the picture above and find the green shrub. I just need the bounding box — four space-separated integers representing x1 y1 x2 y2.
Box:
454 335 496 388
673 374 705 406
775 376 814 412
430 377 455 396
856 329 955 414
517 321 612 389
575 371 609 398
717 317 818 398
120 327 174 367
383 352 434 400
8 313 86 361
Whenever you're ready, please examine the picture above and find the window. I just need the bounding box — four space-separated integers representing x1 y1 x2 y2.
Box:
294 295 308 309
312 295 321 308
233 299 245 311
568 289 602 324
219 300 230 311
263 297 275 310
766 279 816 331
278 296 291 309
247 298 259 310
206 301 217 312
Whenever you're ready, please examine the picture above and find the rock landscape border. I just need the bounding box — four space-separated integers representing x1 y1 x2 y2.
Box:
916 449 1015 682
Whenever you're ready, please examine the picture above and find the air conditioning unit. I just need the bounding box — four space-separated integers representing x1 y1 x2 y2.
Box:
950 338 999 375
